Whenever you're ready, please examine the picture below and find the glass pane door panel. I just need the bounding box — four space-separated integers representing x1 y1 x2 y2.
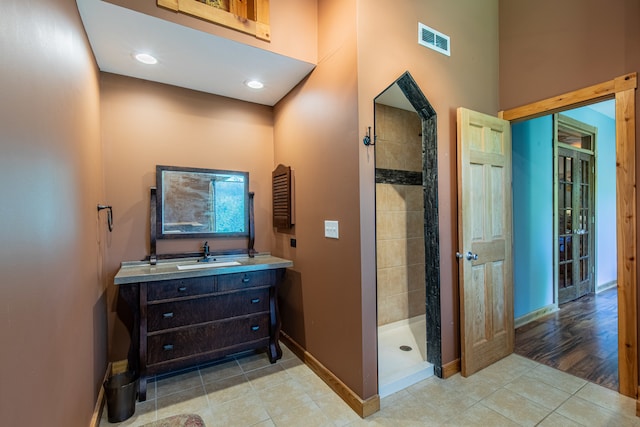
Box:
557 147 594 304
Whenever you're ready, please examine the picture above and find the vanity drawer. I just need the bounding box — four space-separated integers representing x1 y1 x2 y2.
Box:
147 277 215 301
217 270 275 292
147 289 269 332
147 314 270 364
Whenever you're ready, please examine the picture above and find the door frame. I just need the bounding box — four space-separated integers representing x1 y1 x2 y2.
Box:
499 72 637 398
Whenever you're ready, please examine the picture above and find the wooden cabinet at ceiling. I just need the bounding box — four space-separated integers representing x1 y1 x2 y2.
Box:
157 0 271 41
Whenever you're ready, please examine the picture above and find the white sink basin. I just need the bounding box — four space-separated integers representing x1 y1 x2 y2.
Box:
176 261 241 270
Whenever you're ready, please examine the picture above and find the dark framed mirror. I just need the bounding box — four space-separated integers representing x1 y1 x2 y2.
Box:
156 165 249 239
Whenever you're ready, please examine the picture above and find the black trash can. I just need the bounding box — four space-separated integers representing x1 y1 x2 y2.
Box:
104 371 138 423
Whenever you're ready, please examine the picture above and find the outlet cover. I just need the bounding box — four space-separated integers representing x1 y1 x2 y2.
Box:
324 220 339 239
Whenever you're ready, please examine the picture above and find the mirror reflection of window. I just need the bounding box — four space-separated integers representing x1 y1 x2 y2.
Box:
158 166 248 237
212 175 245 233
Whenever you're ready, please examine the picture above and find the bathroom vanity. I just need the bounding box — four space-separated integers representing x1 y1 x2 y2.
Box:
115 254 292 401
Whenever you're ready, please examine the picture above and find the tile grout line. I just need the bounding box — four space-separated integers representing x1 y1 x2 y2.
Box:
197 363 212 413
471 359 560 426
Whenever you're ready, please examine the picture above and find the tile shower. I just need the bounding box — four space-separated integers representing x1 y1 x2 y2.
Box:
375 103 433 397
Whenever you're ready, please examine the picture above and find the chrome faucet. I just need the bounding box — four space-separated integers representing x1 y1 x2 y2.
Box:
199 241 213 262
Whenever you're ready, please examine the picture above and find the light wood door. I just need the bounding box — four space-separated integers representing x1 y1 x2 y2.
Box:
457 107 514 376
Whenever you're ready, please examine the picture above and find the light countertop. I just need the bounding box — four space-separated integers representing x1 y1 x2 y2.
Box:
114 253 293 285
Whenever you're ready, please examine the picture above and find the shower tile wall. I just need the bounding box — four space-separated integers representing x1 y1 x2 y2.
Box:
376 104 426 326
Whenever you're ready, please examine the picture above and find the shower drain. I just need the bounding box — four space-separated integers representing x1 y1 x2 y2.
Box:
399 345 413 352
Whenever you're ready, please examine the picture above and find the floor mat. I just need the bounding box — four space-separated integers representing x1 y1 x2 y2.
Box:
141 414 205 427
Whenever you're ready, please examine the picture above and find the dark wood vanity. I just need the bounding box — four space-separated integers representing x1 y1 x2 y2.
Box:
114 165 293 400
115 255 292 401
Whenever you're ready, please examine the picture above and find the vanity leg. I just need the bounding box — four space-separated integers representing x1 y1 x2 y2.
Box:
268 285 283 363
137 282 148 401
117 284 140 374
268 342 282 363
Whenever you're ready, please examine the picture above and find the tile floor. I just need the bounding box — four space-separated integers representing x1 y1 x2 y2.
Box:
101 342 640 427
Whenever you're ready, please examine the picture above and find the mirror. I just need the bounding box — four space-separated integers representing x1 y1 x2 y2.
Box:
156 165 249 239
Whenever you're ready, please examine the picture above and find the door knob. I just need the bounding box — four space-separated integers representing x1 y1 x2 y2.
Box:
456 251 478 261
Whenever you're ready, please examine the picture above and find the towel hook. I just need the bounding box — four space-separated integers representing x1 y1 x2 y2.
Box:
363 126 375 146
97 204 114 232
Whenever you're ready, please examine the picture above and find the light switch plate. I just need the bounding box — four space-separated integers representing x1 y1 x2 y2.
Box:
324 220 339 239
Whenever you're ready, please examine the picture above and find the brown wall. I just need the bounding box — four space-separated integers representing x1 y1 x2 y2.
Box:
499 0 640 171
357 0 500 393
273 0 365 395
274 0 500 398
105 0 318 65
499 0 638 110
101 73 276 359
0 0 106 425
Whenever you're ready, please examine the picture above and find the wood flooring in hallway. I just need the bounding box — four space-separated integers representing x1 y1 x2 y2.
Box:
515 288 618 391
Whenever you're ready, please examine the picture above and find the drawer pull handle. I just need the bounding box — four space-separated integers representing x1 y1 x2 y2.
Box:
251 298 260 304
242 276 250 283
163 312 174 318
251 325 260 331
163 344 174 351
178 286 187 292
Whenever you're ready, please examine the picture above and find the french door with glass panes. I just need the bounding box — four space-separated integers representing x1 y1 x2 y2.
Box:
557 146 595 304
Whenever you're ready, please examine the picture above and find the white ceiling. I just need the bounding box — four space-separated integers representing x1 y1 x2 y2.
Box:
76 0 316 106
76 1 616 117
375 83 416 112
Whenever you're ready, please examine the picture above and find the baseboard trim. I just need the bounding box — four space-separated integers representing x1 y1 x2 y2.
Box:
90 362 112 427
280 333 380 418
514 304 558 329
597 280 617 293
442 358 460 379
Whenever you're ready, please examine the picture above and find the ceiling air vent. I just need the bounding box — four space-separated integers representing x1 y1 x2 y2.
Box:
418 22 450 56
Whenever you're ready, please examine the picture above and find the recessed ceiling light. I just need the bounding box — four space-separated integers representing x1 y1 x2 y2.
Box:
134 53 158 65
245 80 264 89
